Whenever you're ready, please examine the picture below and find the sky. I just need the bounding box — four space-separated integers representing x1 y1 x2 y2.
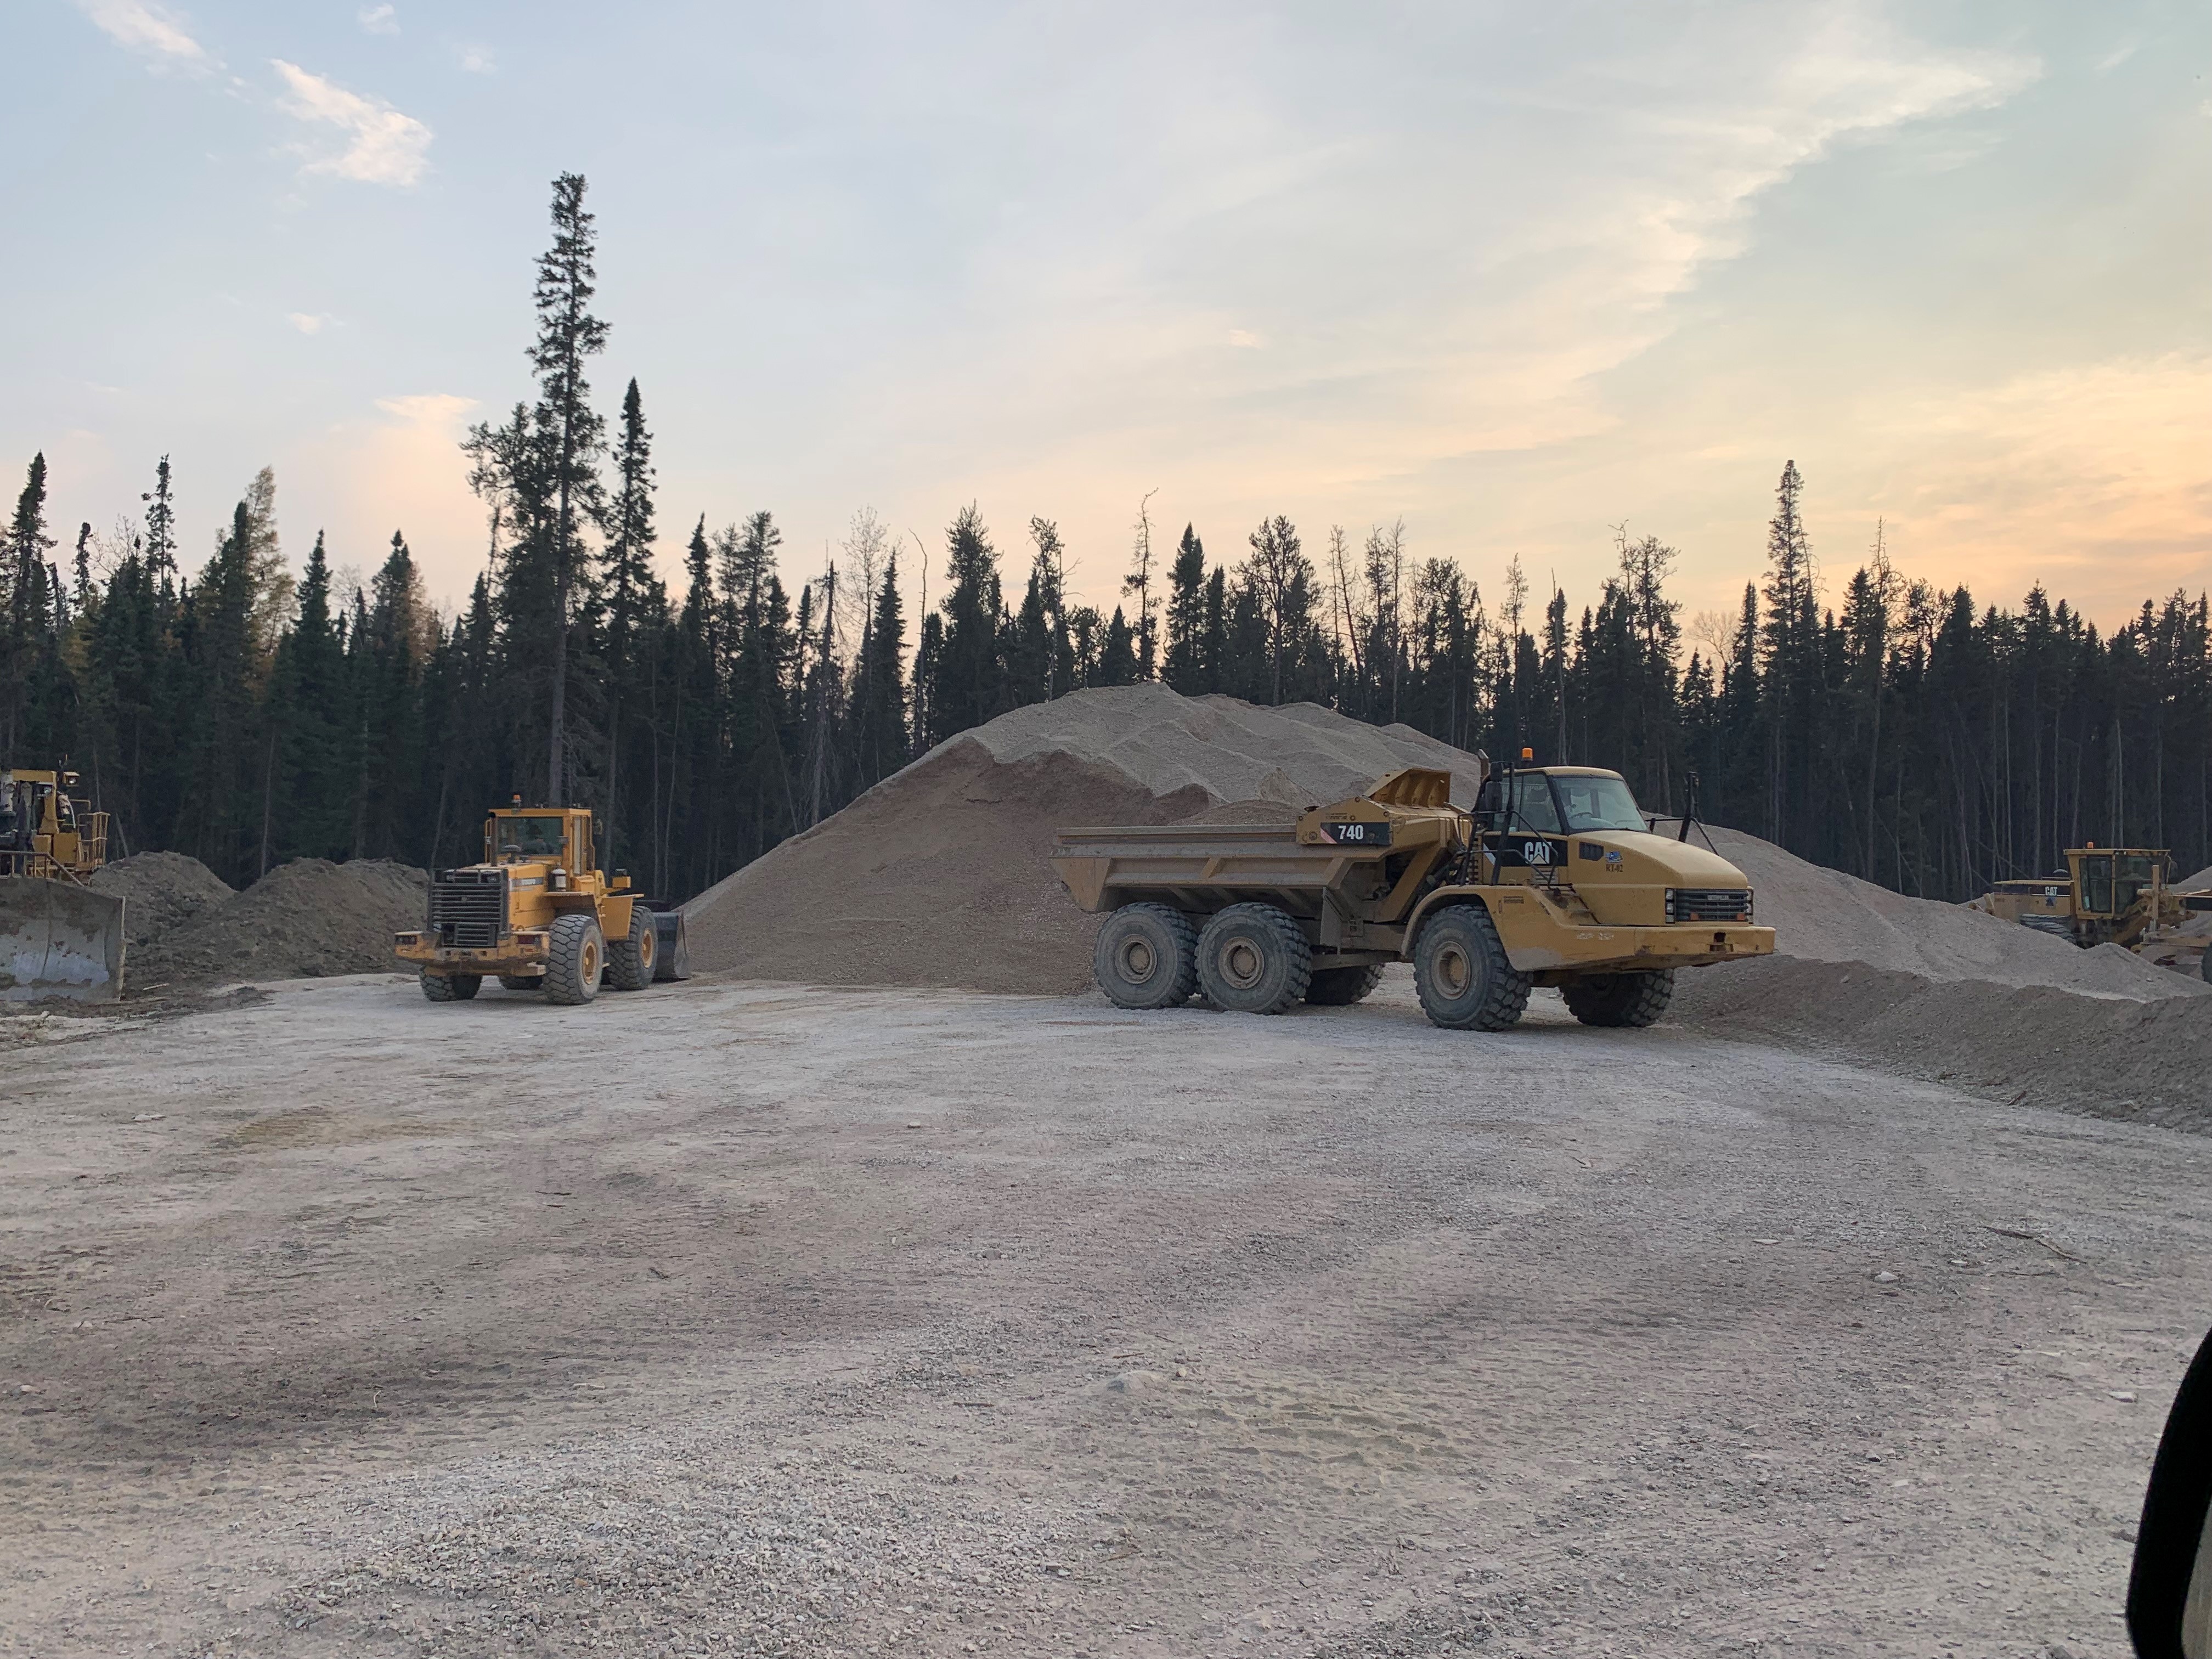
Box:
4 0 2207 641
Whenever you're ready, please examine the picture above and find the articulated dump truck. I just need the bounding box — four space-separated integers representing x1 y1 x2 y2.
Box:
1051 761 1773 1030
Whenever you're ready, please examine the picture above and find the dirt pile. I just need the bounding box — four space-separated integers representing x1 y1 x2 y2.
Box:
131 859 426 990
1666 821 2195 998
682 685 1484 992
1673 958 2212 1125
88 851 234 953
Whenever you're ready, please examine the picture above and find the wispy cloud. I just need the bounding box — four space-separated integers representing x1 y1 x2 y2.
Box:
272 61 432 187
358 4 397 36
74 0 207 65
375 393 478 428
456 44 494 75
287 312 331 335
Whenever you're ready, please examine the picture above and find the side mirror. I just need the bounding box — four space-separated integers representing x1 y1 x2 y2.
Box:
2129 1326 2212 1655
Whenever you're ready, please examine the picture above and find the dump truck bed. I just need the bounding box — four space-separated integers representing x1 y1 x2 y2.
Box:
1052 822 1387 918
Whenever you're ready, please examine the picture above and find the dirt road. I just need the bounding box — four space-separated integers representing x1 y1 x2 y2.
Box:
5 972 2207 1658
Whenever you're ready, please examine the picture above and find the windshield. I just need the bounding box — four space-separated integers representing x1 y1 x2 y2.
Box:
493 816 567 861
1552 774 1645 833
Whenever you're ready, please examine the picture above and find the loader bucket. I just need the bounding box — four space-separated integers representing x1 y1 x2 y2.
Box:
652 909 691 981
0 878 126 1003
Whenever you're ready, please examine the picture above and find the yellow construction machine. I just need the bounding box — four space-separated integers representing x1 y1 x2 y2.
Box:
1053 757 1774 1030
394 800 689 1005
1973 847 2212 983
0 766 125 1002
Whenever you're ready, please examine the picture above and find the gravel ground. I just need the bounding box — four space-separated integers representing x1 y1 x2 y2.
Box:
5 968 2209 1658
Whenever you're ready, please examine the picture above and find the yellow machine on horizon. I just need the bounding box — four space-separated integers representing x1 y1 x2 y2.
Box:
1973 845 2212 983
395 800 689 1005
0 767 108 882
0 765 124 1002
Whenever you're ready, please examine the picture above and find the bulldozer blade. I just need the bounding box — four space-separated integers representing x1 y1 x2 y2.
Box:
652 910 691 981
0 878 126 1003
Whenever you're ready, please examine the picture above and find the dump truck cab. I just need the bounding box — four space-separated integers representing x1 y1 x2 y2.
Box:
1053 759 1773 1031
394 800 687 1005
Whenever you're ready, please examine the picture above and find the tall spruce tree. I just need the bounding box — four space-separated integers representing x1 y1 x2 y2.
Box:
1163 524 1207 692
527 172 610 804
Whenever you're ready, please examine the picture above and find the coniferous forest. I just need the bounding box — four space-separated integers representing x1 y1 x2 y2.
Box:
4 174 2207 904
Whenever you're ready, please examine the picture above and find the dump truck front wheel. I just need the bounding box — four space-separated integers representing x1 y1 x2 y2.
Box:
1413 904 1531 1031
1306 963 1385 1005
1094 902 1198 1009
543 915 605 1006
420 971 480 1003
606 902 657 991
1560 969 1675 1028
1197 903 1312 1014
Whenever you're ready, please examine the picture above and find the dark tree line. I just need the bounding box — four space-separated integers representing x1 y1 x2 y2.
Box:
4 176 2205 906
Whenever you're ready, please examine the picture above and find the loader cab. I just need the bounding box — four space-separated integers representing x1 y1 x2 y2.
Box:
2068 847 2165 920
486 806 594 875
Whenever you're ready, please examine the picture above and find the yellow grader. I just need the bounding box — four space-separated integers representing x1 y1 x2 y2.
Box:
1052 759 1773 1030
394 801 689 1005
1973 847 2212 983
0 766 123 1002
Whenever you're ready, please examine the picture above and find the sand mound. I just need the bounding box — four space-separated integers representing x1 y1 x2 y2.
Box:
89 851 233 952
1674 957 2212 1127
131 859 426 989
682 686 1486 992
1657 821 2197 1000
2183 863 2212 892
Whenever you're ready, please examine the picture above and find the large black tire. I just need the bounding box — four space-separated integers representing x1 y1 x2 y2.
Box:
1413 904 1531 1031
1560 969 1675 1029
1093 903 1198 1009
2203 947 2211 987
498 974 541 991
1195 903 1312 1015
420 971 480 1002
1305 963 1386 1006
543 914 605 1006
652 911 692 981
605 902 657 991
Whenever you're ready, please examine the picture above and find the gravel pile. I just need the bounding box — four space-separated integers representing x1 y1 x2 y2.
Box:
132 858 426 989
1674 822 2194 998
681 685 1483 993
88 850 234 954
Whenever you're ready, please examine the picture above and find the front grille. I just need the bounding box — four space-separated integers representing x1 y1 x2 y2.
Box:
1668 887 1753 923
428 868 507 948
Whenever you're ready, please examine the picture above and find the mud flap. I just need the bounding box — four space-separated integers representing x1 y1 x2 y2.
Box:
652 909 691 981
0 878 126 1002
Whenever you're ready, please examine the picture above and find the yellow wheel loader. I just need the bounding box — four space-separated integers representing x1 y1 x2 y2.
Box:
394 802 690 1005
1052 757 1774 1030
0 766 123 1002
1973 847 2212 983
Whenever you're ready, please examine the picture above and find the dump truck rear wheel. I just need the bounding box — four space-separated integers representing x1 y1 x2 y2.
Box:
420 971 479 1002
1305 963 1386 1005
606 902 657 991
1093 902 1198 1009
1413 905 1530 1031
1560 970 1675 1028
498 974 540 991
543 914 605 1006
1196 903 1312 1014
